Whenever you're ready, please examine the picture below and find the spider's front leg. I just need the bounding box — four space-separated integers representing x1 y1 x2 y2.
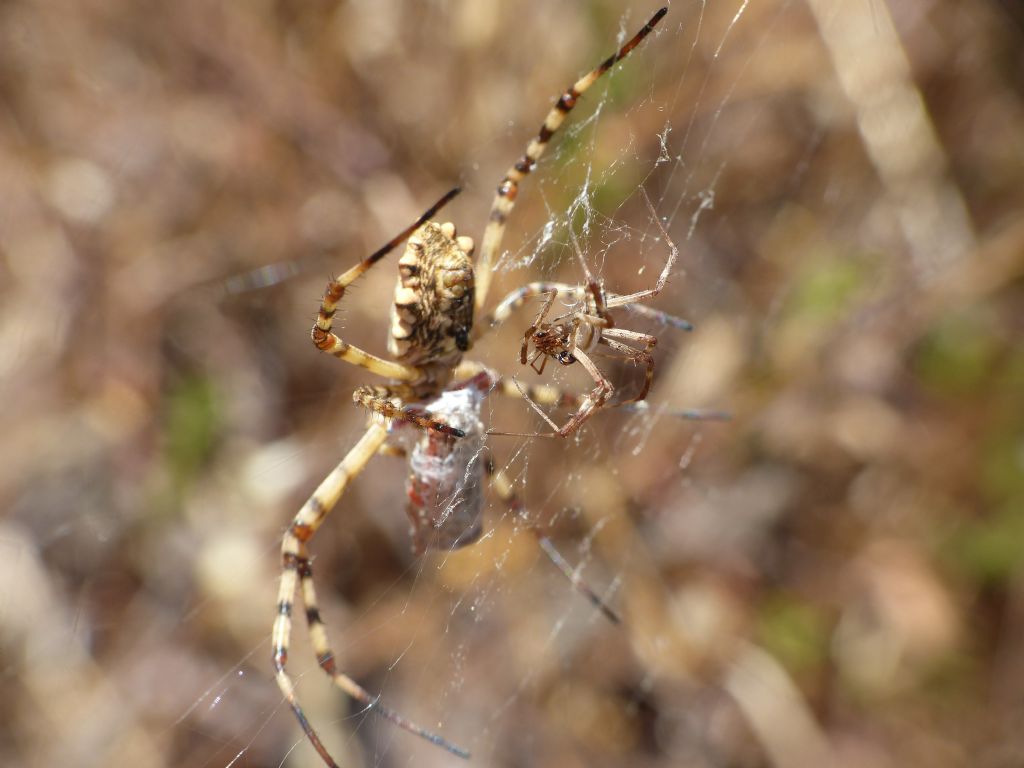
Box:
313 188 459 381
474 8 668 310
520 291 559 372
272 424 469 766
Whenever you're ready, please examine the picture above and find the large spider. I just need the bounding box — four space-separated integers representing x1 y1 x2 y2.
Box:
272 9 667 767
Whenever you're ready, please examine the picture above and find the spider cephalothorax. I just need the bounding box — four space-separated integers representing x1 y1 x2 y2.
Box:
522 289 606 372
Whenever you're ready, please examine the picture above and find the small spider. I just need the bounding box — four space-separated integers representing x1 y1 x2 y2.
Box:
272 9 668 767
488 191 685 436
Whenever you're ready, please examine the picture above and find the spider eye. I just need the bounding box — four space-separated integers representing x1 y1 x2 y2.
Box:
455 327 470 351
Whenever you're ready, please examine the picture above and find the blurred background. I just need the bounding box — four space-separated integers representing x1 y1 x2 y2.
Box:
1 1 1023 767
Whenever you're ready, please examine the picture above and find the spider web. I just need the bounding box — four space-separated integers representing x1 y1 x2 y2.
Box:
2 0 1013 767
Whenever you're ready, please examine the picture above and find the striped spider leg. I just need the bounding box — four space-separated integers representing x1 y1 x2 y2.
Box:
474 7 668 312
275 9 667 767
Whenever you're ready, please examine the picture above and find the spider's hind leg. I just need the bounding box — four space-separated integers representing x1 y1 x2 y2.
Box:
484 453 621 625
295 543 471 757
599 327 657 406
273 424 469 764
313 188 460 382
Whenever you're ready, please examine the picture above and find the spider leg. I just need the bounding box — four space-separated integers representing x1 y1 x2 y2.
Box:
528 350 550 375
603 188 680 309
575 312 612 328
510 377 563 434
312 189 459 381
520 290 561 366
475 8 668 310
296 544 471 758
531 290 559 330
502 350 611 438
568 226 606 316
601 326 657 347
353 385 466 438
273 424 469 765
619 302 694 331
453 362 725 432
484 454 621 624
453 359 586 415
478 282 583 340
456 360 699 435
598 330 656 405
548 347 613 436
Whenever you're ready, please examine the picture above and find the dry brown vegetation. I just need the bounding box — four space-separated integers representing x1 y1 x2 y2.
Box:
1 1 1023 767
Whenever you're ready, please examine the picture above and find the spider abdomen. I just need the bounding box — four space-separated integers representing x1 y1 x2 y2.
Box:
404 387 486 554
388 222 475 370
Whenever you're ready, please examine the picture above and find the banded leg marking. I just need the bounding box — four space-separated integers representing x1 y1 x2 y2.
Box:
475 8 669 310
273 424 468 764
297 546 471 758
353 385 467 438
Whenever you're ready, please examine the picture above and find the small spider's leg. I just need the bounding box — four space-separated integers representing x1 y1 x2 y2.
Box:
603 291 672 309
313 188 460 381
603 188 681 310
619 302 694 331
549 348 614 437
455 359 581 410
532 290 558 328
520 334 534 367
273 424 387 768
504 358 608 438
496 376 579 409
477 282 581 341
601 326 657 348
484 454 621 624
296 543 471 758
568 227 606 316
511 377 563 434
598 330 656 405
575 312 612 328
475 8 668 310
520 290 559 364
671 408 734 421
529 350 549 375
353 385 466 438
